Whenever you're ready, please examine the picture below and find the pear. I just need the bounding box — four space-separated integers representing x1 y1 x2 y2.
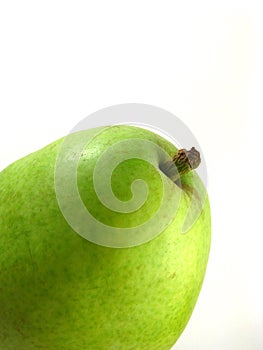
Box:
0 125 211 350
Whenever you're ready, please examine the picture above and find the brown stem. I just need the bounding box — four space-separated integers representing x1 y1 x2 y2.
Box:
160 147 201 182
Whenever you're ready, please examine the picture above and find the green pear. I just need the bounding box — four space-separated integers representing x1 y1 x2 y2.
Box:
0 125 211 350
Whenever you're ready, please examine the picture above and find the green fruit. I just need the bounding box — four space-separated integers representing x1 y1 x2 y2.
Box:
0 125 211 350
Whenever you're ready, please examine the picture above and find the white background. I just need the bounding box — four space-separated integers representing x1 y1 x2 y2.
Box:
0 1 262 349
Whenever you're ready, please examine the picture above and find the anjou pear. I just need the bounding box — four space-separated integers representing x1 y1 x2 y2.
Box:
0 125 211 349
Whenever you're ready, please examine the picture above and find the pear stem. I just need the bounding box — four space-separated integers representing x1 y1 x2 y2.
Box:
160 147 201 182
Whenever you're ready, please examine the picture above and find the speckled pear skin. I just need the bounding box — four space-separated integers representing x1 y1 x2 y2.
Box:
0 126 211 350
